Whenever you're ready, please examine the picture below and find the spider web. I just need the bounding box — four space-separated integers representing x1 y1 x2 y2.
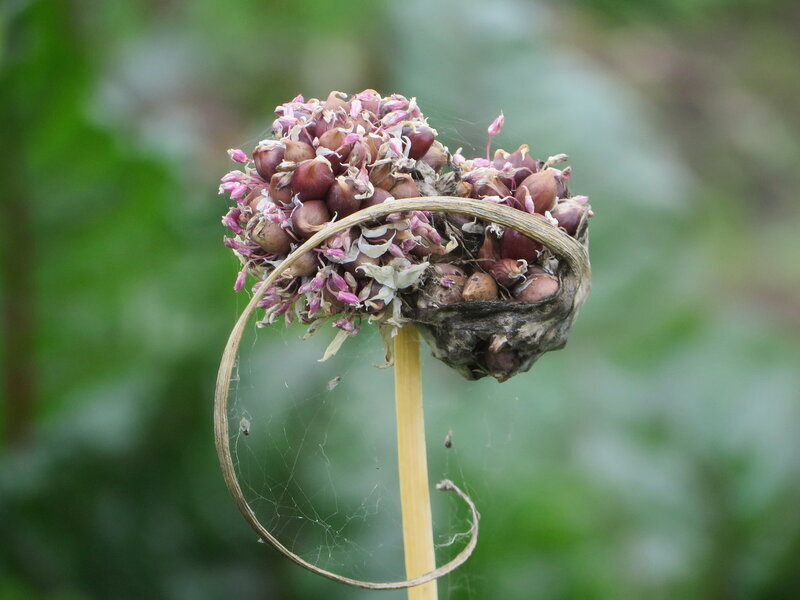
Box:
227 316 479 597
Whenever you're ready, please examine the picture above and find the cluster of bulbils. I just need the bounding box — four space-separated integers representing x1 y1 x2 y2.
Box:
219 90 592 374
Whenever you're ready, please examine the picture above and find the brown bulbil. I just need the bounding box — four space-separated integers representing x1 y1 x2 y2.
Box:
455 180 474 198
489 258 527 288
389 174 420 199
501 228 542 262
401 123 435 159
434 263 467 282
318 128 347 152
321 286 344 316
351 113 376 132
291 157 335 201
484 349 520 382
418 141 448 172
422 263 466 307
364 133 383 163
477 232 500 263
554 167 571 198
283 140 316 163
283 252 318 278
269 172 293 205
361 187 392 209
316 147 346 175
292 200 330 237
359 280 386 314
462 271 498 301
410 236 447 258
494 144 540 188
471 173 511 199
346 140 371 168
514 274 559 302
369 162 396 190
323 90 348 112
514 170 557 213
358 89 381 114
244 185 268 212
550 198 589 237
253 144 285 181
251 219 292 255
326 177 361 216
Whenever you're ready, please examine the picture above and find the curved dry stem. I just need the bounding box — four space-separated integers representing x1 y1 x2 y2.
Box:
214 196 590 589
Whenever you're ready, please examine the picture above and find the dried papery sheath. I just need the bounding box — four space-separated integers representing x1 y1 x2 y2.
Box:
219 90 592 380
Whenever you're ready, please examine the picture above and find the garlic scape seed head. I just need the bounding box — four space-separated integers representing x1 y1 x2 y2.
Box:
219 92 593 380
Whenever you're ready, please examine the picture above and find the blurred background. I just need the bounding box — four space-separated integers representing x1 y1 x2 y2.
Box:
2 0 800 598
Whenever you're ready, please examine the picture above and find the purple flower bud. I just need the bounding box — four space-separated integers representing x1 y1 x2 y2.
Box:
333 316 359 333
219 181 249 200
223 237 255 256
330 271 348 291
337 291 360 305
381 98 408 114
228 148 249 163
388 137 404 156
487 112 505 138
234 267 248 292
381 110 407 128
494 144 540 188
323 248 346 259
232 183 249 199
221 170 245 183
308 296 322 316
222 208 243 235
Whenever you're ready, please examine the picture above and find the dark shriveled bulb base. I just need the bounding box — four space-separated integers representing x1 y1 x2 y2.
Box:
408 259 579 382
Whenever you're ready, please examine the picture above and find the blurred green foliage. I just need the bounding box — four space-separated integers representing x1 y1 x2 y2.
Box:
1 0 799 599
